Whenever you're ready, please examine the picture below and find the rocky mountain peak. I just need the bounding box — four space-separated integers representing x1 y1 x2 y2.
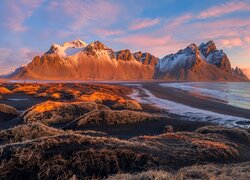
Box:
134 52 158 66
199 40 217 58
46 39 87 58
116 49 133 61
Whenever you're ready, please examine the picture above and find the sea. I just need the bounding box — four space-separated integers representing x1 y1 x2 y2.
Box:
128 82 250 129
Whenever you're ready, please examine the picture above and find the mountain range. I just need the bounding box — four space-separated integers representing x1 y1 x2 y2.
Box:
2 39 248 81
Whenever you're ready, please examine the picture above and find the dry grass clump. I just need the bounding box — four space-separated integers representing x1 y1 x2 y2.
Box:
79 91 124 103
0 134 157 179
63 110 156 129
0 123 107 145
50 93 62 99
0 86 12 94
131 132 239 166
196 126 250 143
0 123 65 144
22 101 109 126
108 162 250 180
178 162 250 180
36 92 49 98
0 104 19 116
112 100 142 110
12 84 40 95
107 170 173 180
0 125 245 179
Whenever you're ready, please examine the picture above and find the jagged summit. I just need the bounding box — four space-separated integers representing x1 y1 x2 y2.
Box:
2 39 248 81
46 39 87 58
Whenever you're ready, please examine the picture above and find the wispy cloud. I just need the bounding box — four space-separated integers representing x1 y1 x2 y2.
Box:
2 0 44 32
130 18 160 31
198 1 250 19
48 0 121 31
0 47 42 74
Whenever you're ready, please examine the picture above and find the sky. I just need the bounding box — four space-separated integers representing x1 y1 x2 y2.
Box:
0 0 250 74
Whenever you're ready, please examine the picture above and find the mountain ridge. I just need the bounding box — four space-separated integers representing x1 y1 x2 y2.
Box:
2 39 248 81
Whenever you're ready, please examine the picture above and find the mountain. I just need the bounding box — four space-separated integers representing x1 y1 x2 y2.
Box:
7 40 157 80
3 39 248 81
154 41 247 81
232 67 249 80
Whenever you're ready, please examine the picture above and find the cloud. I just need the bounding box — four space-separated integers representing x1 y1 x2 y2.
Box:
197 1 250 19
0 47 42 74
94 29 124 38
2 0 44 32
115 34 185 57
220 38 243 48
130 18 160 31
48 0 121 31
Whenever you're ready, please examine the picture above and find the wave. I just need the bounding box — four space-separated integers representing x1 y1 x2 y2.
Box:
127 84 250 129
159 82 250 110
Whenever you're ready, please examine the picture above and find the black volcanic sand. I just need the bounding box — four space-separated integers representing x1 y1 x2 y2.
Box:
0 93 46 111
120 81 250 119
0 82 250 179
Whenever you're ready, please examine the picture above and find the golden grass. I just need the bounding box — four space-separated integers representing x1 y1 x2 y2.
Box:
0 86 12 94
112 100 142 110
23 101 109 125
12 84 40 94
79 91 124 103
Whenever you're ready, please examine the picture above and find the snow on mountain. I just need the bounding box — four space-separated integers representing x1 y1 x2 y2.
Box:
3 39 248 81
46 39 87 58
199 40 231 73
157 43 199 73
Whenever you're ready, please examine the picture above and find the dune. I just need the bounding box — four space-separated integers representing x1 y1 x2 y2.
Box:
22 101 110 126
0 125 246 179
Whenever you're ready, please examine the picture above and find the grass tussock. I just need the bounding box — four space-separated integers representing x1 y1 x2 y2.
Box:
196 126 250 144
107 162 250 180
0 134 157 179
0 104 19 116
63 110 157 129
0 123 107 145
112 100 142 110
0 86 12 94
12 84 40 95
23 101 107 126
79 91 124 103
0 126 246 179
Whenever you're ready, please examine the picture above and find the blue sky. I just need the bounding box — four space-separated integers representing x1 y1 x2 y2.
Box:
0 0 250 74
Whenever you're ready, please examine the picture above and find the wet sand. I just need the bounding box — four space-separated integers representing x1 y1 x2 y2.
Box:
121 82 250 119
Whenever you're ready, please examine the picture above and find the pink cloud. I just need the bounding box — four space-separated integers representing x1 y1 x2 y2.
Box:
94 29 124 38
198 1 250 19
115 34 186 57
130 18 160 31
165 14 193 29
3 0 44 32
48 0 121 31
0 47 42 74
220 38 243 48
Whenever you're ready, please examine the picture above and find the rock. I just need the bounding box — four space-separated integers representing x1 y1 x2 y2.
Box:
163 125 174 133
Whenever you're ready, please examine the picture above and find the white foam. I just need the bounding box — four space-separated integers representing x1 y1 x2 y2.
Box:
129 86 250 129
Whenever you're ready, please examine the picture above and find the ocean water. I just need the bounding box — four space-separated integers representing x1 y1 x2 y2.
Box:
126 83 250 129
160 82 250 110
